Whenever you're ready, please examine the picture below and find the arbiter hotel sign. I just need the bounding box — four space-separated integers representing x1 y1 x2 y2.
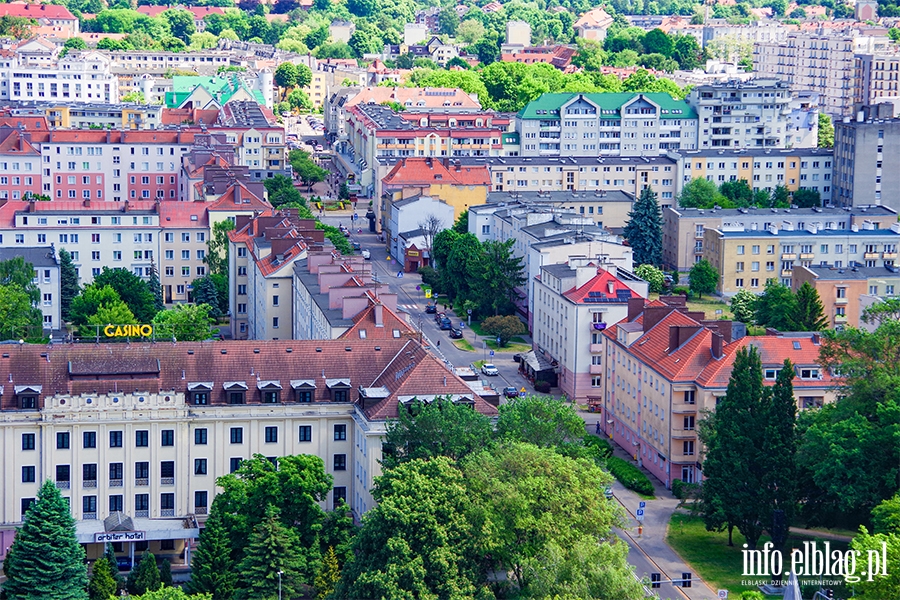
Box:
94 531 146 543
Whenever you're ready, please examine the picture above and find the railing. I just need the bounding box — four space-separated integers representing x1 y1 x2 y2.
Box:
864 253 879 260
135 478 148 487
109 479 123 487
781 253 797 260
135 510 149 518
83 480 97 489
195 507 208 515
160 477 174 486
55 480 70 490
161 509 175 517
83 512 97 520
884 252 897 259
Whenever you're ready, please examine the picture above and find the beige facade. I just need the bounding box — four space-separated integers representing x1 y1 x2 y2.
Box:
793 264 900 329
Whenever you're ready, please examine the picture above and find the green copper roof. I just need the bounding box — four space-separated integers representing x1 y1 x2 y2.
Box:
517 92 697 120
166 74 264 109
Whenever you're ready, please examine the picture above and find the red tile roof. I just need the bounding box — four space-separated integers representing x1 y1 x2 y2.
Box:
0 115 49 132
0 128 39 155
137 5 225 19
382 158 492 188
340 300 416 341
207 182 270 211
563 268 637 304
0 3 76 21
158 201 209 228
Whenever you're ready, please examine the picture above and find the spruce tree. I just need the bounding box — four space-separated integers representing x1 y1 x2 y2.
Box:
314 546 340 599
2 480 89 599
763 360 797 557
126 552 161 595
58 248 80 322
623 186 664 266
147 261 164 315
191 277 222 318
104 543 125 593
236 506 307 600
789 282 829 331
158 558 172 588
88 556 117 600
186 509 237 600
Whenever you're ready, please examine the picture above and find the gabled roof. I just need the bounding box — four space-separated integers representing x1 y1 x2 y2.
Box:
574 7 614 28
563 268 637 304
206 182 270 211
0 128 39 155
0 3 76 20
339 300 416 341
345 86 481 110
382 157 492 187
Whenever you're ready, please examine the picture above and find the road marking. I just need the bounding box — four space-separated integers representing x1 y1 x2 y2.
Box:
398 304 419 311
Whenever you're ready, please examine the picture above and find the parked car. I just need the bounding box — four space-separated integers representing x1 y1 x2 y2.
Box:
116 557 132 571
315 144 324 151
361 249 371 260
425 303 437 314
449 327 463 339
503 386 519 398
351 241 361 251
434 311 445 323
481 363 499 376
439 318 452 330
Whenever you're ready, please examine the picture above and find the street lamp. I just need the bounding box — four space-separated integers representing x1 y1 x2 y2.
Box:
277 570 283 600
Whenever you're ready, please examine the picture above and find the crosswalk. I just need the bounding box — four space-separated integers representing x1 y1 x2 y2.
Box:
397 303 419 311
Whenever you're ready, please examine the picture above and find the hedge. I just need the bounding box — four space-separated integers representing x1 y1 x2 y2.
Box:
671 478 700 500
606 456 655 496
583 435 614 459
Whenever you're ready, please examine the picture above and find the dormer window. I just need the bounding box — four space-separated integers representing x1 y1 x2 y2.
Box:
291 380 316 403
258 381 282 403
224 381 247 404
799 368 820 380
15 385 40 410
326 379 351 403
187 382 213 405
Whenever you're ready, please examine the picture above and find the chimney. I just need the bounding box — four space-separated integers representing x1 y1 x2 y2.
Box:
627 297 644 322
374 302 384 327
123 200 129 212
711 332 724 359
668 325 679 354
234 185 241 205
643 305 673 333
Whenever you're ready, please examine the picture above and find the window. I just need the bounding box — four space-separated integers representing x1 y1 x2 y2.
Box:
135 430 149 447
83 495 97 515
192 391 208 405
230 427 243 444
109 431 123 448
135 462 149 479
135 494 149 512
334 454 346 470
109 462 123 482
57 431 70 449
83 431 97 449
194 458 207 475
22 433 35 450
334 424 347 441
109 495 123 513
683 440 695 456
265 427 278 443
161 430 174 447
195 490 208 510
56 465 70 483
228 391 244 405
160 461 175 479
685 391 695 405
83 464 97 482
194 428 207 445
229 458 242 473
683 416 695 431
764 368 781 380
333 486 347 510
160 493 174 511
21 498 35 517
800 368 820 379
837 287 846 299
22 465 35 483
299 425 312 442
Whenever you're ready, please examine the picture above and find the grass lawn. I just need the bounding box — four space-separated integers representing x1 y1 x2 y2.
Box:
667 513 852 597
473 359 488 369
453 339 475 352
648 293 733 320
485 340 532 353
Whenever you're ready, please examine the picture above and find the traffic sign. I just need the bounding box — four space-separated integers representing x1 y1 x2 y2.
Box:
718 591 728 599
639 501 647 509
636 512 644 522
496 336 501 344
520 387 526 393
467 309 472 314
636 509 645 516
604 486 613 499
489 350 495 357
519 391 525 398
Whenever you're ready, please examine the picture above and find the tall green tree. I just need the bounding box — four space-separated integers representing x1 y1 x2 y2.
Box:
754 280 799 330
2 480 89 599
719 179 754 208
186 504 237 600
481 314 525 346
205 220 234 277
679 177 723 209
688 259 718 299
314 546 340 600
862 297 900 326
792 188 821 209
236 506 307 600
788 282 828 331
730 288 757 324
126 552 161 596
104 543 125 593
335 457 484 599
150 301 214 341
91 267 157 322
58 248 79 322
496 396 586 450
382 396 495 470
161 9 195 43
190 277 222 319
763 360 798 554
0 284 43 339
634 264 665 293
88 555 117 600
274 62 299 89
474 239 526 316
147 262 164 314
818 112 834 148
623 186 663 266
452 209 469 234
0 256 40 304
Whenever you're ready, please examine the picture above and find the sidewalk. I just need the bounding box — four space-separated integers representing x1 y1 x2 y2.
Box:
583 421 719 600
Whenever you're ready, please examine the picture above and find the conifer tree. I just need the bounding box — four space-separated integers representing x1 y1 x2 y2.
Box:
186 508 237 600
623 186 663 266
763 359 797 555
104 543 125 593
2 480 89 599
88 556 117 600
127 552 161 596
58 248 80 322
147 261 165 315
158 559 172 588
314 546 340 599
235 505 306 600
789 282 829 331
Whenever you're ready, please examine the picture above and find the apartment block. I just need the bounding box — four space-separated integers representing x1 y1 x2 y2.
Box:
516 92 698 157
0 127 41 200
532 261 648 403
600 299 835 487
687 79 816 150
662 204 896 272
0 340 496 563
157 203 209 305
792 264 900 329
854 53 900 107
833 106 900 212
676 147 833 203
702 221 900 295
753 31 892 117
0 51 118 104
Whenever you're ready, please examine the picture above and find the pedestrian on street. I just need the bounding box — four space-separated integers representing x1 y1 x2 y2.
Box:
436 340 440 348
596 422 601 434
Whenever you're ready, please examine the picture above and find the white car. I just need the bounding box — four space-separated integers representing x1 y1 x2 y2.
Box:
361 249 371 260
481 363 499 376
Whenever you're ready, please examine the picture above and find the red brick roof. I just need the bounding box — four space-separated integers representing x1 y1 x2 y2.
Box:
382 158 491 188
0 340 496 420
563 268 637 304
161 108 220 127
158 201 209 228
207 182 270 211
0 115 49 132
0 3 76 21
340 300 416 341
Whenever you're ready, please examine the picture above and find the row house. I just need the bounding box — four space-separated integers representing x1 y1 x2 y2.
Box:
600 298 835 487
703 220 900 295
0 340 496 565
662 204 895 273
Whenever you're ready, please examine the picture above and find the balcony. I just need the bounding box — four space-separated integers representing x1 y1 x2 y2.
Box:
590 321 608 332
135 478 148 487
800 253 815 260
672 429 696 439
83 512 97 520
672 406 697 414
865 253 879 260
590 343 603 353
135 510 149 518
161 509 175 517
781 253 797 260
834 297 848 305
781 269 793 277
109 479 123 487
55 481 70 490
161 477 174 486
590 364 603 375
884 252 897 259
834 314 848 323
83 479 97 489
194 507 208 515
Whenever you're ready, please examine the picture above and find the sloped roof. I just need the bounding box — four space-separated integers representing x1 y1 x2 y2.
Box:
0 3 76 20
563 269 637 304
574 7 614 28
339 300 416 341
382 158 492 187
157 202 208 229
518 92 697 120
206 182 271 211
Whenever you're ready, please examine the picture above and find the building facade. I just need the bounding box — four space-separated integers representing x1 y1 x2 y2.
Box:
792 264 900 330
833 107 900 212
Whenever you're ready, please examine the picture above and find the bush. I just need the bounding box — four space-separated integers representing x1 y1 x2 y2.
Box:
671 478 699 500
741 592 766 600
534 380 552 393
583 435 614 459
672 286 691 297
606 456 655 496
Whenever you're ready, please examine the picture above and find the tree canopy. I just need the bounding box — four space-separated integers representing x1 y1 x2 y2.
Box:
151 303 215 341
688 259 718 298
91 267 157 322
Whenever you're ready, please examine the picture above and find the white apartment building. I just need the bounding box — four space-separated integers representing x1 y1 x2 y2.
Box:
0 201 161 286
532 260 648 403
158 203 210 305
0 51 118 105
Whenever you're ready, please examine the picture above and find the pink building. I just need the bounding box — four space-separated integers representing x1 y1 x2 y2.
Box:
0 127 41 200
